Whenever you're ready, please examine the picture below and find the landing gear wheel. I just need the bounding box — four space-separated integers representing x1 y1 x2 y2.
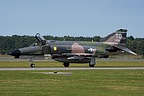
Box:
63 62 69 67
89 63 95 67
30 63 35 68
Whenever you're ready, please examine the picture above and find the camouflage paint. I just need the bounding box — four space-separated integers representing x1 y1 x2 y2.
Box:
71 43 85 53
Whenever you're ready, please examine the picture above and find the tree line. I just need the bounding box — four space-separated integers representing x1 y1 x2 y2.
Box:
0 35 144 55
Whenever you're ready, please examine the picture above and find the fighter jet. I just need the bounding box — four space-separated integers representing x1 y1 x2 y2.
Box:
8 29 137 67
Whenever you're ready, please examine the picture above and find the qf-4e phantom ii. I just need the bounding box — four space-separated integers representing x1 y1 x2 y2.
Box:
8 29 137 67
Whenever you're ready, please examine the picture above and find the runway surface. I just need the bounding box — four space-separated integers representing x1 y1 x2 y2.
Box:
0 67 144 71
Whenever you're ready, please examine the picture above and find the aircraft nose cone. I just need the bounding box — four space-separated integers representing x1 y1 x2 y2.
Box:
7 49 21 56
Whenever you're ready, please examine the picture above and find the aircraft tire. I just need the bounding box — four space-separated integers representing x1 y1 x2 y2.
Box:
30 63 35 68
89 63 95 67
63 62 69 67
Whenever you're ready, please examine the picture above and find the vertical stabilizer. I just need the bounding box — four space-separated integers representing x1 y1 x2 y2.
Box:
102 29 137 55
101 29 127 46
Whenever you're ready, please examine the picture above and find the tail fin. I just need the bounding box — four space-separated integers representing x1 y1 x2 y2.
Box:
102 29 137 55
101 29 127 46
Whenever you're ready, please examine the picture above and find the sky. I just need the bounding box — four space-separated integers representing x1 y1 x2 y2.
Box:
0 0 144 38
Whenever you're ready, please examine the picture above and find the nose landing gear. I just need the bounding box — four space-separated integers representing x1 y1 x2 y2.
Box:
30 63 35 68
29 57 35 68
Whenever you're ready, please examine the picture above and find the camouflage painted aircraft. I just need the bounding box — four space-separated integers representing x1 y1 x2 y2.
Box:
8 29 137 67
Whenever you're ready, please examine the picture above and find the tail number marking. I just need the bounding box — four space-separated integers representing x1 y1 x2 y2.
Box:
114 33 122 42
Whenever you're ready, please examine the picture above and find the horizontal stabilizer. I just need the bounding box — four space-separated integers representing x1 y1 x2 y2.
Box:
121 47 137 55
114 45 137 55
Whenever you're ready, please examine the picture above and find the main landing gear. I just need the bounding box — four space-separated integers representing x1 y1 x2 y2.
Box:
89 57 96 67
89 63 95 67
63 62 95 67
63 62 69 67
